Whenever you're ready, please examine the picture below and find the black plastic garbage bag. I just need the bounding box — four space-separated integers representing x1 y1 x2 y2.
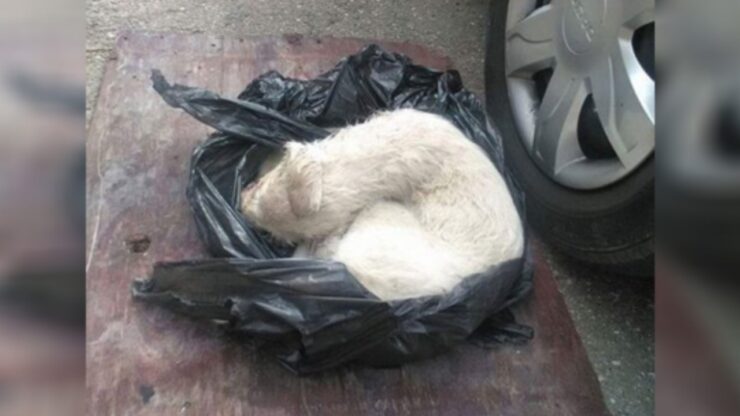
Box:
133 45 533 374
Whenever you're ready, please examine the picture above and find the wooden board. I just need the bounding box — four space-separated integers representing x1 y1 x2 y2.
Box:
86 31 609 416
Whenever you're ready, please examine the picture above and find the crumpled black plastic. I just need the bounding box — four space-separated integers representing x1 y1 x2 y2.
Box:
133 45 533 374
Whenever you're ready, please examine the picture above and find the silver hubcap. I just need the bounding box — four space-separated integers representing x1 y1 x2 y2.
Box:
505 0 655 189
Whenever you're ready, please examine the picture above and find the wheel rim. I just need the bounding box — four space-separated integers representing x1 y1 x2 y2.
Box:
504 0 655 190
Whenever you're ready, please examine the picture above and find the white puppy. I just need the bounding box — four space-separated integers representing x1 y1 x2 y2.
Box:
241 109 524 300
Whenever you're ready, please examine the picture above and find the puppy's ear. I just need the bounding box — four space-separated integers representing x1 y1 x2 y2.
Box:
284 143 323 218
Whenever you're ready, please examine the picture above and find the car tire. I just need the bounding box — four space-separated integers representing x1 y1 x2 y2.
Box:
485 0 654 275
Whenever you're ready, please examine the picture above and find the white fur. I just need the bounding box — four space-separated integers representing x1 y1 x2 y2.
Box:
241 109 524 300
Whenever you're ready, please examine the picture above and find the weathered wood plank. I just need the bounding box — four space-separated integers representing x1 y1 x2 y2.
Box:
86 31 608 416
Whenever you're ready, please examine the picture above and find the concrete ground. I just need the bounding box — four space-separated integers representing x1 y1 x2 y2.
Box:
545 248 654 416
87 1 654 414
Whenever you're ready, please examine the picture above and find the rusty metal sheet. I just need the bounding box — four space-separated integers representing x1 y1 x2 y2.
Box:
86 31 609 415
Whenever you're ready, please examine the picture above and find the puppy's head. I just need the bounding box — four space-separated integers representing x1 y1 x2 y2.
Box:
240 142 323 243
